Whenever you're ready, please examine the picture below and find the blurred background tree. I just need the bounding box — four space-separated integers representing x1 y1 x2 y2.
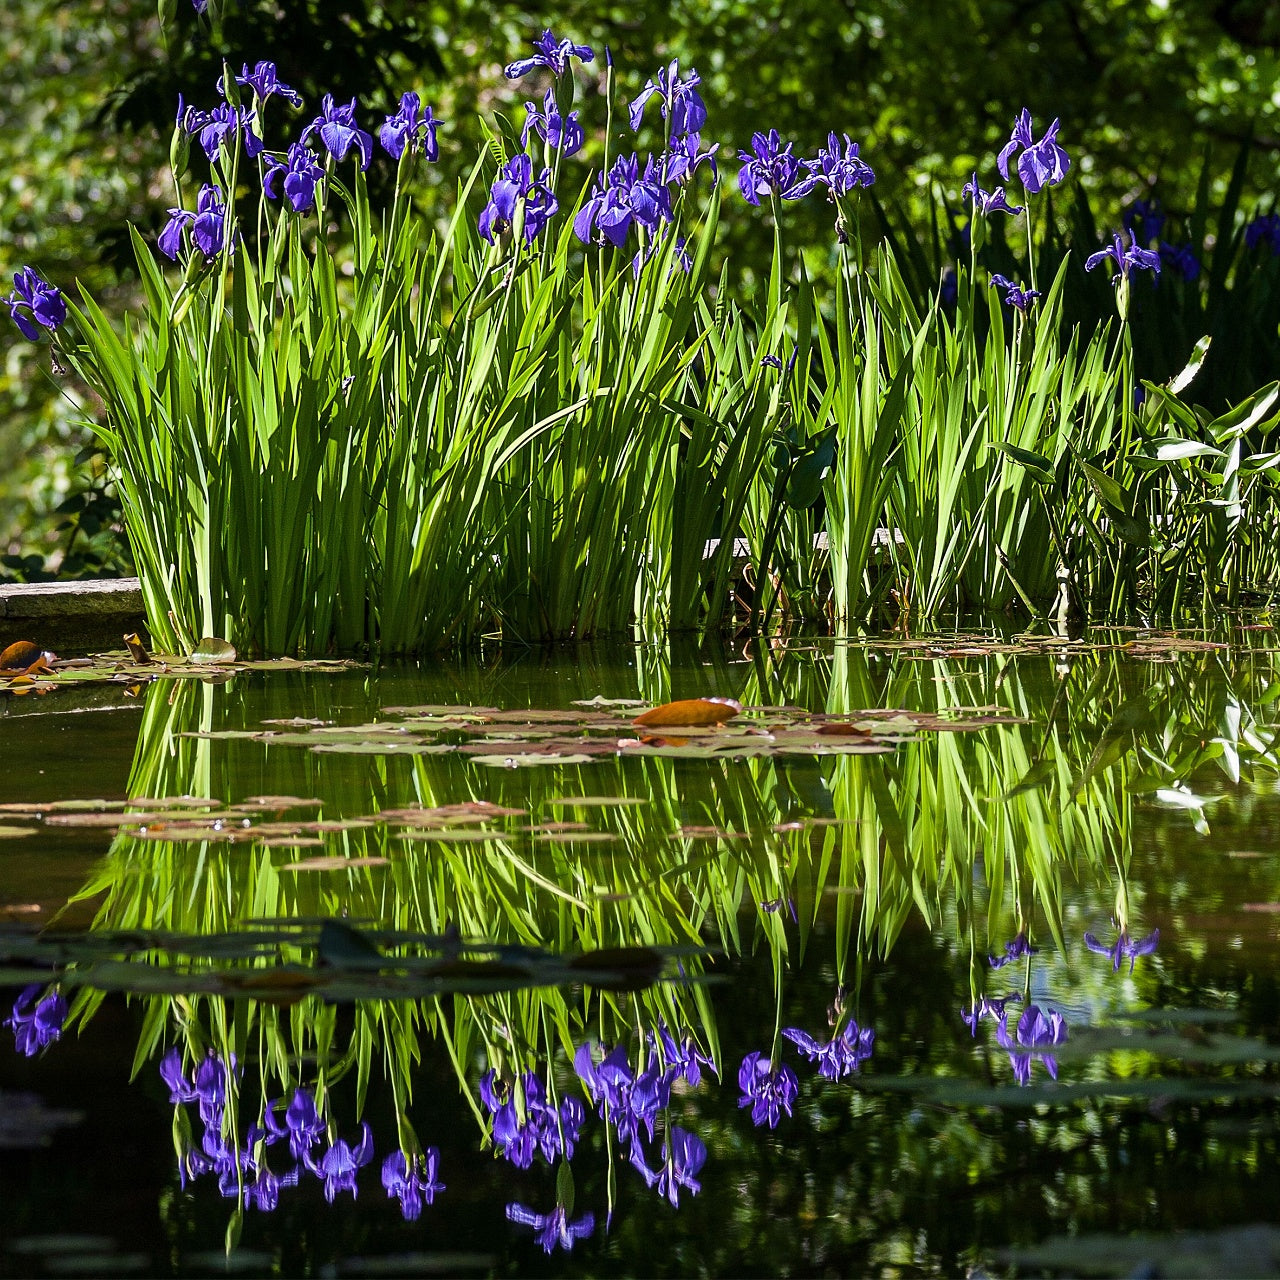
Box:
3 0 1278 575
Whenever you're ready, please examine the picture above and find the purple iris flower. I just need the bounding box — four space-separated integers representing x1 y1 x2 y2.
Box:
506 1202 596 1253
1245 213 1280 253
504 29 595 79
782 1019 875 1080
989 931 1038 969
961 173 1023 217
158 184 228 260
478 154 560 245
179 100 263 162
996 109 1070 195
737 1051 799 1128
262 1087 327 1160
573 153 673 249
737 130 816 205
522 88 584 157
303 95 373 169
1084 927 1160 974
235 61 302 107
628 60 708 138
806 132 876 198
305 1121 374 1202
191 0 207 12
632 1125 707 1206
1085 230 1162 283
381 1149 444 1221
960 994 1020 1036
650 1024 717 1087
7 267 66 341
379 92 440 161
4 986 67 1056
1158 242 1200 282
996 1004 1068 1086
262 143 325 214
990 273 1041 312
659 132 719 186
1123 198 1165 245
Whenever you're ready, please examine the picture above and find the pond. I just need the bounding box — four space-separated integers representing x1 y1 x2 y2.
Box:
2 628 1280 1277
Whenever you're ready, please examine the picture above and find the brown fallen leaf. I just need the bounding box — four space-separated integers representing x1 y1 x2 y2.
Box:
123 633 154 664
0 640 43 670
632 697 742 728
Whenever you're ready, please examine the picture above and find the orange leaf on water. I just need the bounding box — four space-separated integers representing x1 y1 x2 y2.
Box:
632 697 742 728
0 640 43 670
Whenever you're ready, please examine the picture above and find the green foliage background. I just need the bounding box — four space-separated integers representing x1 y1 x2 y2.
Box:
3 0 1279 571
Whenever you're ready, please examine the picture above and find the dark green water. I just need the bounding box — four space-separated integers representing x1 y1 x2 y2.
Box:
3 632 1280 1277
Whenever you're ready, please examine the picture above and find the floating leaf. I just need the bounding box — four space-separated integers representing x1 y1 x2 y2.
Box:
396 829 502 843
0 641 43 671
632 697 742 727
470 753 598 768
188 637 238 665
240 795 324 810
0 825 35 839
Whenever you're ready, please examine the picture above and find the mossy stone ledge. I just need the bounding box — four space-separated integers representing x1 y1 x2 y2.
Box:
0 577 146 654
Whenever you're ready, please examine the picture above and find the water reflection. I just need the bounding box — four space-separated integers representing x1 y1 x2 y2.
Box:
6 632 1280 1272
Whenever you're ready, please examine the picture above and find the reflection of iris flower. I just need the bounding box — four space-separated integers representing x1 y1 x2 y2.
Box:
782 1020 875 1079
262 1087 327 1160
305 1122 374 1201
381 1149 444 1220
997 1004 1067 1086
960 994 1020 1036
4 986 67 1057
575 1041 670 1152
737 1051 798 1127
632 1125 707 1206
651 1024 717 1087
1084 928 1160 974
481 1070 586 1167
989 932 1038 969
506 1202 596 1252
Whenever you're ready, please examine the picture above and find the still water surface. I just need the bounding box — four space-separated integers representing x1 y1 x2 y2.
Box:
2 631 1279 1277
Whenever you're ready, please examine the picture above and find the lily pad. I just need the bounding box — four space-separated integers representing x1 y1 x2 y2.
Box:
189 637 238 665
632 697 742 728
470 753 599 768
0 825 35 839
